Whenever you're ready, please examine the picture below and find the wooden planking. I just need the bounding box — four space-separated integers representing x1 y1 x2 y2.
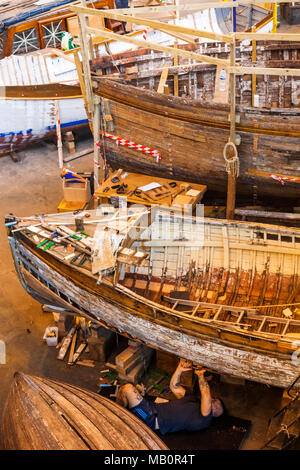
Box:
1 373 167 450
94 78 300 201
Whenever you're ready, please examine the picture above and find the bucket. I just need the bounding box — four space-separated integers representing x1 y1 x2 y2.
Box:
43 327 58 347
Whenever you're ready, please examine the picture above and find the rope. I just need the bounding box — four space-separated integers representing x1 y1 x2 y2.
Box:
223 141 239 178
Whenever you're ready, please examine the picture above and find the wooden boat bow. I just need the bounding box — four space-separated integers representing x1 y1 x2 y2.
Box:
1 372 168 450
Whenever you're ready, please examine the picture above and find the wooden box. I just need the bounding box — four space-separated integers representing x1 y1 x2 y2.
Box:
87 328 115 362
63 179 91 203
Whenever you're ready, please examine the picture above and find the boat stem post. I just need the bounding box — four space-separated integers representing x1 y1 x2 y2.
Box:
226 39 238 220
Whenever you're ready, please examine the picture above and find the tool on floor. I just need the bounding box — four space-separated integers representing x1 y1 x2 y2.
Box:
146 369 171 394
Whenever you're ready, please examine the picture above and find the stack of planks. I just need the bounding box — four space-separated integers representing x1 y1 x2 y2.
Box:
114 342 154 384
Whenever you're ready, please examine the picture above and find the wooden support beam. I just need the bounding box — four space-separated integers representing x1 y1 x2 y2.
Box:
157 66 169 94
102 0 298 15
86 27 229 67
229 66 300 77
77 11 94 114
159 28 196 44
71 5 234 43
251 31 257 108
234 32 300 41
174 40 178 97
93 96 101 189
73 50 90 121
55 100 64 169
226 40 237 221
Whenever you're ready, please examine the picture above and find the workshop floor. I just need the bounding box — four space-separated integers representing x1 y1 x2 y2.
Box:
0 132 286 450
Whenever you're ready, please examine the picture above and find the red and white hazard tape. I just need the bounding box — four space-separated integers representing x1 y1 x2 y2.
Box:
270 174 300 185
97 132 161 162
142 29 147 40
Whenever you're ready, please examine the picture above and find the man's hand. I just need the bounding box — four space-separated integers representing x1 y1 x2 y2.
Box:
194 368 206 377
178 358 193 372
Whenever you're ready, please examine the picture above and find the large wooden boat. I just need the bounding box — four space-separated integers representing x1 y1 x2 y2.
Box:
91 39 300 204
6 207 300 390
0 0 273 159
1 372 168 450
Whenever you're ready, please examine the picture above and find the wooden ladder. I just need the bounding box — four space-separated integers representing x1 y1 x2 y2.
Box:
164 296 300 339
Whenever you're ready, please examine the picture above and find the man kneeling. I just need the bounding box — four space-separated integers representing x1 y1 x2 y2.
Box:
116 359 224 435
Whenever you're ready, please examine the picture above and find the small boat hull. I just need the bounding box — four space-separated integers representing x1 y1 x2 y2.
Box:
0 95 88 157
1 372 168 450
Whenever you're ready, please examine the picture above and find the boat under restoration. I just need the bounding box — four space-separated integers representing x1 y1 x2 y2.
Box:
6 206 300 390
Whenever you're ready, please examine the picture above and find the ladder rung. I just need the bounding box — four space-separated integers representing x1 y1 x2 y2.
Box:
258 316 267 332
213 306 223 321
281 320 291 337
192 303 200 316
237 311 245 323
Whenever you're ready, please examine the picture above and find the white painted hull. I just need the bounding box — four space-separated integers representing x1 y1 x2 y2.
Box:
0 96 87 155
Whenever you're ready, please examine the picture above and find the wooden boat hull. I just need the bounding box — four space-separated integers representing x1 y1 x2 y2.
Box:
0 85 88 156
1 372 168 450
95 77 300 204
8 232 300 391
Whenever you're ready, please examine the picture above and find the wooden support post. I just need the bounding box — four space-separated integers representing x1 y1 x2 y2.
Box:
174 40 179 97
93 95 101 190
251 27 257 107
64 131 76 154
157 66 169 93
226 40 237 220
77 8 94 114
73 50 90 121
55 100 64 169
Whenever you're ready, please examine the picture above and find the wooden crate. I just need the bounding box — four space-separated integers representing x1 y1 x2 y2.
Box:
57 199 86 213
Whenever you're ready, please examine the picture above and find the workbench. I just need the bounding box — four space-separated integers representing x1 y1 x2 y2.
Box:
94 170 207 209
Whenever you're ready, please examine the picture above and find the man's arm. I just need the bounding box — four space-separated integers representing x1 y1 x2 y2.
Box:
195 369 212 416
170 358 192 399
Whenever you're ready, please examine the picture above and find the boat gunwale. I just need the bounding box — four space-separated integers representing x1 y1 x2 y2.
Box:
94 77 300 139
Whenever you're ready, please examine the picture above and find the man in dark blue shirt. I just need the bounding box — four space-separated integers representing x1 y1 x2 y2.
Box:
116 359 224 435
